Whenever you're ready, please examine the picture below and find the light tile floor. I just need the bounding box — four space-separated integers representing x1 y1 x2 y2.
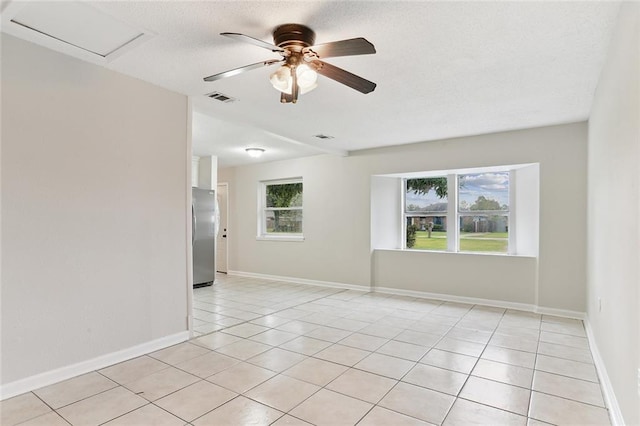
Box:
2 274 611 425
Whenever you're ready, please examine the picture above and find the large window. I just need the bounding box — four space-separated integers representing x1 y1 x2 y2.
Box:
403 168 513 254
259 178 303 240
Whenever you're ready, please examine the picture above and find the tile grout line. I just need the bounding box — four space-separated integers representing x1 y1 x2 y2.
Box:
439 306 509 425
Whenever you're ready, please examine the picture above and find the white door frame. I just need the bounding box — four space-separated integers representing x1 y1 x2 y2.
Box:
216 182 229 273
186 100 194 338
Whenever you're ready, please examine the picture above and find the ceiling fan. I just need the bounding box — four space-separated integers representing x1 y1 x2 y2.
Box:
203 23 377 104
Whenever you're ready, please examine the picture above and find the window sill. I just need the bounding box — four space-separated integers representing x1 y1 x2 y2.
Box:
375 248 537 258
257 235 305 242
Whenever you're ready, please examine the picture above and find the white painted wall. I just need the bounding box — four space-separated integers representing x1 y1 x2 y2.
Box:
514 164 540 257
587 3 639 424
219 122 587 312
197 155 218 190
374 250 537 305
192 156 200 187
220 157 374 286
1 36 189 387
370 176 402 250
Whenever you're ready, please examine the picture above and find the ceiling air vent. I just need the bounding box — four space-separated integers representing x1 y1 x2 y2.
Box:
314 134 335 140
206 92 236 103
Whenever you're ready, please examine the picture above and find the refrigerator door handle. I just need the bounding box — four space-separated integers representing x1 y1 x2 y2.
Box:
192 204 196 246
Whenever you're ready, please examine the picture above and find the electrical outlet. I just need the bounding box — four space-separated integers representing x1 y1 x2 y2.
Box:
598 298 602 312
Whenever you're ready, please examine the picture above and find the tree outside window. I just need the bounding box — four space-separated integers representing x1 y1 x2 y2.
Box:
262 180 303 236
405 177 448 250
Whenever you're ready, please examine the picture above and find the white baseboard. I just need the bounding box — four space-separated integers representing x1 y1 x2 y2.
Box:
228 271 586 320
227 270 370 292
0 331 189 401
534 305 586 320
584 318 625 426
373 285 536 312
376 287 587 319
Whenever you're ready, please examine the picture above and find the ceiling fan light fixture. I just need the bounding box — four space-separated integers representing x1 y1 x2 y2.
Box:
269 63 318 95
296 63 318 88
245 147 265 158
269 65 291 93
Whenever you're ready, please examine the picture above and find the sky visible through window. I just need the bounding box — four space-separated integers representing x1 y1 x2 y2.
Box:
406 172 509 211
406 186 447 211
459 172 509 209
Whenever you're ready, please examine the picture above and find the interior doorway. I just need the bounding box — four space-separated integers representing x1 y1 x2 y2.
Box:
216 182 228 273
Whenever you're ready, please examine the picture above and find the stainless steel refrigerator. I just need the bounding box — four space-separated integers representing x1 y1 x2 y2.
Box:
192 188 216 287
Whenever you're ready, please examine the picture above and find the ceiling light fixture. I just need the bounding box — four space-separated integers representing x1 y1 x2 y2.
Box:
245 147 265 158
269 62 318 99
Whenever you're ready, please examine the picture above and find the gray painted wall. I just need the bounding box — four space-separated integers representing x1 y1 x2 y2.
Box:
1 35 190 385
219 121 587 313
587 3 640 424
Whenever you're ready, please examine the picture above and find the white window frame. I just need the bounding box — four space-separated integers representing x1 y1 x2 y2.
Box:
457 171 514 254
257 177 304 242
403 176 450 251
402 167 515 255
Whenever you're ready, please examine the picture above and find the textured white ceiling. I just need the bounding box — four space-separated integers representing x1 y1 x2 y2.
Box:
1 1 621 165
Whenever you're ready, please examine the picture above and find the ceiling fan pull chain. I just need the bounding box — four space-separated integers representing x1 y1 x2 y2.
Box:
291 65 299 103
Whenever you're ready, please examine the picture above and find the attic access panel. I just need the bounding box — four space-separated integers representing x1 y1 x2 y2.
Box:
2 1 151 62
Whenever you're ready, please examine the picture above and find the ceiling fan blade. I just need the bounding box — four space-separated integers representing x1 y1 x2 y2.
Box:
307 38 375 59
221 32 284 53
312 60 376 94
203 59 282 82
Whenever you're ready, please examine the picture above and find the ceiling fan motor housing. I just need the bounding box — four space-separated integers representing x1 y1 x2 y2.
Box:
273 24 316 51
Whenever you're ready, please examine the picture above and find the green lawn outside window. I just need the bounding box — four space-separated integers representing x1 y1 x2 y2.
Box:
411 231 508 252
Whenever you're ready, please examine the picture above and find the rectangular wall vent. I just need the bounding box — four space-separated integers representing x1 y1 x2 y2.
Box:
206 92 236 103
